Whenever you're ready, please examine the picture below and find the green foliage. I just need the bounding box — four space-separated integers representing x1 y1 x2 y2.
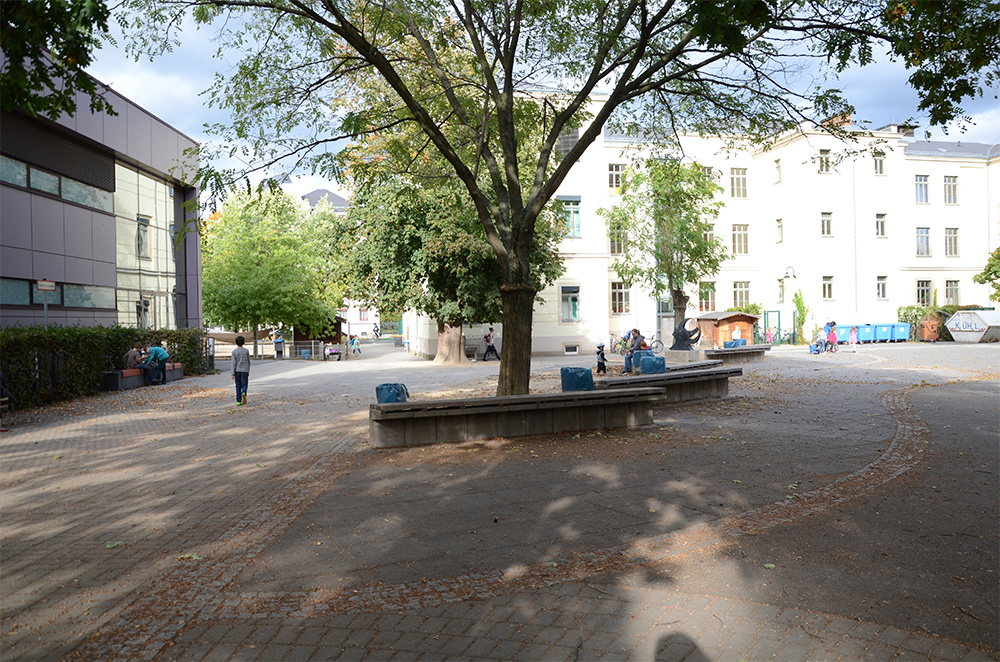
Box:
727 304 764 316
972 247 1000 302
202 189 343 334
597 159 726 324
0 325 209 411
1 0 117 118
793 290 809 344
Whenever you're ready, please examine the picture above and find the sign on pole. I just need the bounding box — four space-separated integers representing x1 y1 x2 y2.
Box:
36 280 56 292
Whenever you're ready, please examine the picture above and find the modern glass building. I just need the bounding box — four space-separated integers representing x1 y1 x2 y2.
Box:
0 75 202 329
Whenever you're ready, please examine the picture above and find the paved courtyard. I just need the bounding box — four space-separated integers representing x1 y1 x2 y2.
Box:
1 341 997 661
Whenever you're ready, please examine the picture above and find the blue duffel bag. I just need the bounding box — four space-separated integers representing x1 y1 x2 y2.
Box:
375 383 410 403
560 367 595 391
639 355 666 374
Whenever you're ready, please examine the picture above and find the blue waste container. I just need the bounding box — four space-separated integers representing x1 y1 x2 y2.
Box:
640 356 666 374
301 349 311 359
560 367 595 391
375 383 410 403
858 324 875 343
874 324 893 342
891 323 911 341
836 326 850 343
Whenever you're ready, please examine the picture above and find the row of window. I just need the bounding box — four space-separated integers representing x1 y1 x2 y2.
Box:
605 160 961 204
695 276 963 310
0 278 117 308
0 154 114 213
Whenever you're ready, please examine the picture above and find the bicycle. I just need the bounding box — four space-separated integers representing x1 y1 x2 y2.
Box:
646 335 664 354
609 333 631 356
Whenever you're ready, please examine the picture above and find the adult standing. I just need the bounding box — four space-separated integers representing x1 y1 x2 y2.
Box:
483 327 500 361
144 342 170 384
231 335 251 405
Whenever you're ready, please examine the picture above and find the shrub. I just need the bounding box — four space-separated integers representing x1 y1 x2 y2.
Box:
0 325 209 411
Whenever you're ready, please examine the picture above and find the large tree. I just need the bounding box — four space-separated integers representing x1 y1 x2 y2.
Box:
123 0 998 394
202 189 341 348
598 159 726 329
345 174 563 364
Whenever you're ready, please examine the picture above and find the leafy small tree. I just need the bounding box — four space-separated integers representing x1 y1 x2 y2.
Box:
598 159 726 328
972 247 1000 302
793 290 809 344
202 189 340 351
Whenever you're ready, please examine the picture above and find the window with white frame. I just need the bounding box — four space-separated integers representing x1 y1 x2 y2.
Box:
561 199 581 237
875 213 886 237
877 276 887 300
915 175 929 203
699 282 716 312
776 219 783 243
359 307 369 321
821 212 832 237
822 276 834 300
700 166 714 180
818 149 831 173
730 168 747 198
777 278 785 304
916 227 930 256
608 164 625 196
703 224 715 244
137 215 151 260
945 228 959 256
916 280 932 306
733 281 750 308
774 159 781 183
874 151 885 175
732 224 749 255
609 223 626 255
611 282 629 314
945 280 960 305
561 285 580 322
944 176 958 204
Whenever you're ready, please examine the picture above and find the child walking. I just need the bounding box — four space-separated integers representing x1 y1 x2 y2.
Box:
232 335 251 405
596 343 607 374
849 325 859 352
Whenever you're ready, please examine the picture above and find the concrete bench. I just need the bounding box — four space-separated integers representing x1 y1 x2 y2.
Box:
599 365 742 403
703 344 771 364
101 363 183 391
369 387 661 448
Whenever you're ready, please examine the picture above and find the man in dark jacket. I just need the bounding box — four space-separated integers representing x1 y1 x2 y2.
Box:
623 328 644 373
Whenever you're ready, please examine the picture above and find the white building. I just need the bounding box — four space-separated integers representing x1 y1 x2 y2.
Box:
401 118 998 357
530 120 998 355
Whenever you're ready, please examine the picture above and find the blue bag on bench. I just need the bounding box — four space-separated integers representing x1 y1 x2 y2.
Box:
376 383 410 403
560 367 595 392
639 356 666 374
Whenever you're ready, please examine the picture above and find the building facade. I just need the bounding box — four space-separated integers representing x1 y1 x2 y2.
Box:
0 79 201 329
529 121 998 355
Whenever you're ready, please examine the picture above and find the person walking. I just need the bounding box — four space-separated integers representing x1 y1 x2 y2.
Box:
849 325 859 352
231 335 251 405
595 343 607 374
144 342 170 384
483 327 500 361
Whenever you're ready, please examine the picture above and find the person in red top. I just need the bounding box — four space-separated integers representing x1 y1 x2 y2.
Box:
826 324 839 353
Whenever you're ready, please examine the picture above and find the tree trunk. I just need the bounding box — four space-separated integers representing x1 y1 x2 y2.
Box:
497 285 535 395
432 320 467 364
672 289 690 329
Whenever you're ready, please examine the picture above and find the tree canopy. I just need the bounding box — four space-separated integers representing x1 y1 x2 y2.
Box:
201 189 343 337
121 0 999 393
598 159 726 328
972 247 1000 302
1 0 116 118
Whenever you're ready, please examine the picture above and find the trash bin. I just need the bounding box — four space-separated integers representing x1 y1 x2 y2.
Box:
301 349 311 360
858 324 875 343
919 318 939 342
560 367 595 391
639 356 666 374
836 326 851 343
394 335 403 347
874 324 893 342
891 323 911 341
376 383 409 403
274 338 284 359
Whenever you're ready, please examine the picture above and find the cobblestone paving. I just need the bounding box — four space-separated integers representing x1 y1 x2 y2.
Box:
1 343 997 661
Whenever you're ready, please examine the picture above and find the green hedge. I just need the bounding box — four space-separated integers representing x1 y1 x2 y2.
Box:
0 325 210 411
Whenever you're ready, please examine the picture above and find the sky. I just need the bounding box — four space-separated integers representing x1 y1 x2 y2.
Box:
85 17 1000 201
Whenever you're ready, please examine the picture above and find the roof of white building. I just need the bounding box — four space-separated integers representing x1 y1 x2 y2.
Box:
302 189 348 211
904 141 998 158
